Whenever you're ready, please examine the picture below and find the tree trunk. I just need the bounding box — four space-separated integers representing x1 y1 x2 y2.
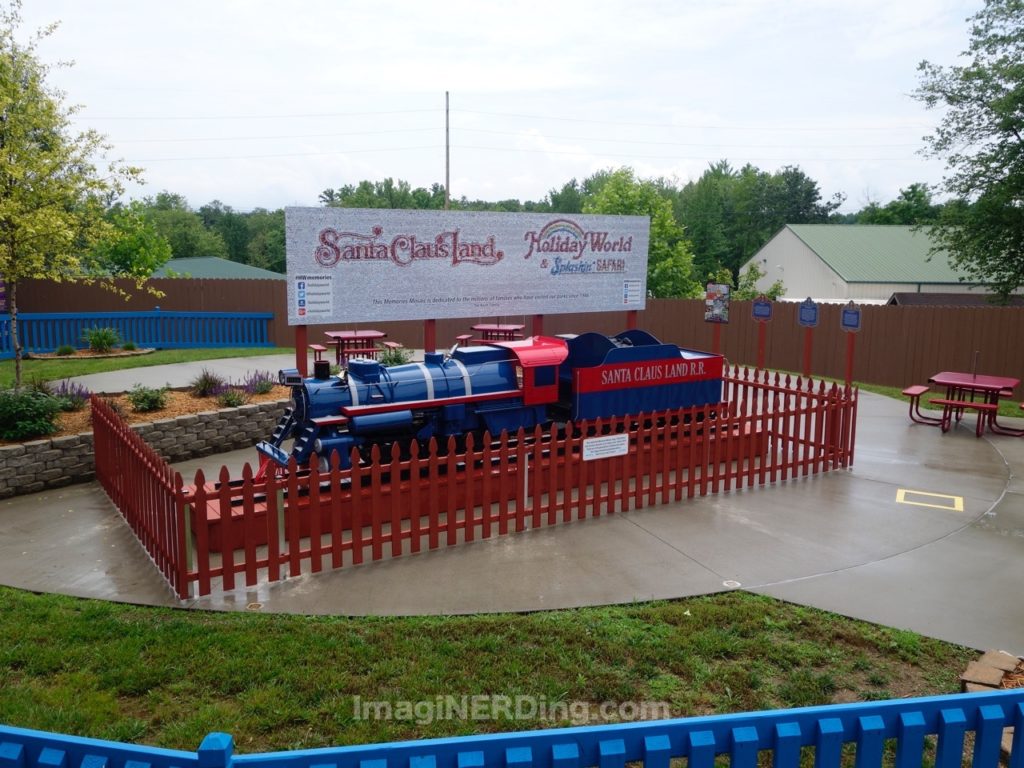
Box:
10 279 21 389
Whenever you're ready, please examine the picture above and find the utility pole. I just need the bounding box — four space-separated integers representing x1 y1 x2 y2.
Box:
444 91 450 210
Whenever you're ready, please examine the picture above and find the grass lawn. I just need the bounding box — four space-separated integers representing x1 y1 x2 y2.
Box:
0 587 973 752
0 355 984 753
0 348 295 389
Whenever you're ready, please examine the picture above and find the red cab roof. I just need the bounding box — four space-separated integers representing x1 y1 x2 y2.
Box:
492 336 569 367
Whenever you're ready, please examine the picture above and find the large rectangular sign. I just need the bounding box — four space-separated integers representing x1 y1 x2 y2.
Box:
285 208 649 325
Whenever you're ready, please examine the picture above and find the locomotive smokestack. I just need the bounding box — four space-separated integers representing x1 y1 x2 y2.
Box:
313 360 331 380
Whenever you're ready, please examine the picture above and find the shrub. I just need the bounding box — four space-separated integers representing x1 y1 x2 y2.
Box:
189 368 225 397
50 379 91 412
122 341 137 351
55 344 76 356
82 326 120 353
378 345 413 366
126 384 168 413
101 397 126 419
217 387 250 408
25 377 52 396
0 389 62 440
241 370 275 395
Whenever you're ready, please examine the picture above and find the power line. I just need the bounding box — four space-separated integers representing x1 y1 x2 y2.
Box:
454 108 930 133
453 143 922 164
74 108 440 121
134 145 440 162
453 126 922 150
114 127 441 143
127 140 921 164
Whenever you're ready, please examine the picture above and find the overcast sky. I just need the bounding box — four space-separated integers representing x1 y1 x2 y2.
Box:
22 0 979 214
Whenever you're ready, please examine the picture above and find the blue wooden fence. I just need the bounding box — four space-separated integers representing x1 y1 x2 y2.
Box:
0 311 273 359
0 690 1021 768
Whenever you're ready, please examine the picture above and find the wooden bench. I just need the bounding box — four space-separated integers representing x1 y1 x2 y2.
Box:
382 341 404 350
903 385 941 426
308 343 327 362
929 397 998 437
454 334 473 347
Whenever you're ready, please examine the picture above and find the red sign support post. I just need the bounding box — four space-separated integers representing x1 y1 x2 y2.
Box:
704 282 730 357
424 319 436 354
295 325 308 377
531 314 544 337
839 301 861 387
751 295 772 369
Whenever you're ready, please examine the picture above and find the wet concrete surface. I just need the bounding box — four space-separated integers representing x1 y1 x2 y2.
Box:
1 368 1021 652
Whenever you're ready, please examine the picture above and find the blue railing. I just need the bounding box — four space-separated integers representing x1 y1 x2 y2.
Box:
0 311 273 359
1 690 1021 768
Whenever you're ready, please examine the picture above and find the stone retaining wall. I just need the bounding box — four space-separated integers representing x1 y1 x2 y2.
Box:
0 399 289 498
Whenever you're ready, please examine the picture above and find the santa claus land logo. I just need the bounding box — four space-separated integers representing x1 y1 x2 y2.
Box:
315 225 502 268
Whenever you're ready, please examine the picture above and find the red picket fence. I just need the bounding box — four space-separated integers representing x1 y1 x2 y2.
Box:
91 395 187 597
91 369 857 599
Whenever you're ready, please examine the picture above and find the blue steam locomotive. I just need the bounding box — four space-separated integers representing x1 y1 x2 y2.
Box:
257 330 723 472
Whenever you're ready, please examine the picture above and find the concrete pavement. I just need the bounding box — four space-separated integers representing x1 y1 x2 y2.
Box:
66 353 299 394
0 356 1021 654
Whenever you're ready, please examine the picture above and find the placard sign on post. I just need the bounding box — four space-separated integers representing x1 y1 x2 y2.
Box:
798 297 819 328
798 297 818 378
840 301 862 333
704 282 730 355
752 295 771 369
704 283 730 323
840 300 861 386
284 209 650 325
751 296 772 322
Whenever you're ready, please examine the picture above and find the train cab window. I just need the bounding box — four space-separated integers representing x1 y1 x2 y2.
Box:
534 365 555 387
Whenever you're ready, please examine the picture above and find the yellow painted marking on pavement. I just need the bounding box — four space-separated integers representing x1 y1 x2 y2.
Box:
896 488 964 512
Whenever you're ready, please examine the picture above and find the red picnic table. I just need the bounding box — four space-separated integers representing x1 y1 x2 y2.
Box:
927 371 1021 437
471 323 525 342
323 330 386 365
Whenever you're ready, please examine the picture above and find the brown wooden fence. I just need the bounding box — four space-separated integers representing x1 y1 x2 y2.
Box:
22 279 1024 389
91 369 857 599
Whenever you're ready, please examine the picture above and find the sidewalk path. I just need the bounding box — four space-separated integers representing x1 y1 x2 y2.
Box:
67 354 299 394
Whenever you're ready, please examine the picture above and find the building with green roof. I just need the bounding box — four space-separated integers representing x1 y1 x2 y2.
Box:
153 256 285 280
743 225 989 302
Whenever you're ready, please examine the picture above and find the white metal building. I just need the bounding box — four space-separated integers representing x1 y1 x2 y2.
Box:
743 224 990 301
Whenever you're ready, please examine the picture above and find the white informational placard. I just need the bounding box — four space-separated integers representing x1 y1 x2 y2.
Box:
582 433 630 462
285 208 650 325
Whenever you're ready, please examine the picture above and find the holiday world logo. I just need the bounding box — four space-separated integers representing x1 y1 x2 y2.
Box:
522 218 634 276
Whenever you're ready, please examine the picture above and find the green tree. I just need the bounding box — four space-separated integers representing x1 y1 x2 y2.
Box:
142 191 228 260
245 208 285 273
914 0 1024 299
734 262 785 300
583 167 701 298
0 4 159 386
547 179 583 213
855 183 940 224
90 201 172 281
199 200 249 263
677 161 734 280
